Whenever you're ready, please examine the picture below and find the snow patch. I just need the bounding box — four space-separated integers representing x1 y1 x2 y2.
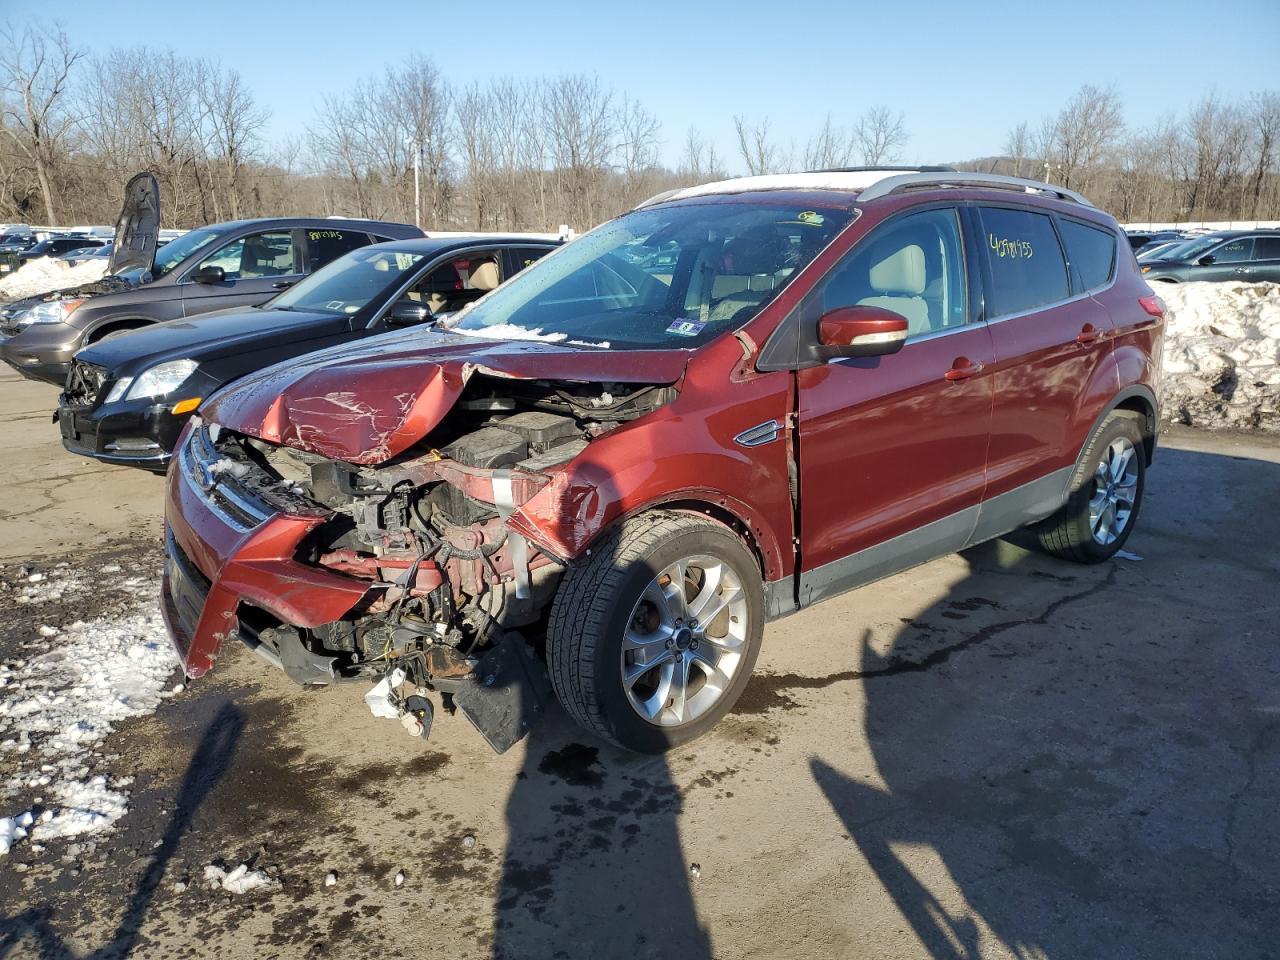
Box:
0 257 109 301
1159 281 1280 431
453 323 568 344
0 567 178 856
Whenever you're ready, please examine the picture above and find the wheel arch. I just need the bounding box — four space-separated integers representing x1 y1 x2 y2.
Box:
1080 384 1159 469
85 316 153 343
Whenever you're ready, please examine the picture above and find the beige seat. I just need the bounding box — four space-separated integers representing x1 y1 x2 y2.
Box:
857 244 931 337
469 260 500 291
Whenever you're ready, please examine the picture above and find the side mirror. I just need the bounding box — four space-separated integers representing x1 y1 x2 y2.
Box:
1197 255 1216 266
817 305 910 359
193 264 225 284
385 299 433 326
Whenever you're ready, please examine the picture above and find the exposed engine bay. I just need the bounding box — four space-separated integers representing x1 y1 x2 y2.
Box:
197 373 675 750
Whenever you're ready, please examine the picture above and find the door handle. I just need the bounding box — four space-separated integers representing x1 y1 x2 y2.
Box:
272 280 296 290
1076 324 1101 345
944 358 984 381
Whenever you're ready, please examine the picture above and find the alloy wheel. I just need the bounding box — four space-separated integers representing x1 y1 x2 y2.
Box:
621 555 750 727
1089 436 1139 545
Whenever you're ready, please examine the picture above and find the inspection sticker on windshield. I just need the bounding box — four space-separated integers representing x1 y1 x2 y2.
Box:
666 318 706 337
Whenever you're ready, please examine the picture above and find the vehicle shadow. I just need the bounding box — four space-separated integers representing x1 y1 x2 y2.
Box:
488 521 711 960
0 704 244 960
808 445 1280 958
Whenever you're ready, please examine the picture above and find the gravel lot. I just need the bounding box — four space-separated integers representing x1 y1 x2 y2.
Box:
1 364 1278 959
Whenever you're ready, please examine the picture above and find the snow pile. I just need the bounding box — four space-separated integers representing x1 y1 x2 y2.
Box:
0 257 109 301
1 812 33 854
1160 281 1280 432
0 566 178 857
204 862 278 894
453 323 568 344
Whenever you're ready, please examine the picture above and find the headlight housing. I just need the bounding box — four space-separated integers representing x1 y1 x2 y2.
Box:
106 359 198 403
16 298 83 327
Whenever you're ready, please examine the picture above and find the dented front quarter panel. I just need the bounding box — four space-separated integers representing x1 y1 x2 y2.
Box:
202 326 691 465
509 333 795 581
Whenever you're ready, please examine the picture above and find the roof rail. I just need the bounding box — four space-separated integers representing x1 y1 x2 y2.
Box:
811 165 957 174
856 172 1094 207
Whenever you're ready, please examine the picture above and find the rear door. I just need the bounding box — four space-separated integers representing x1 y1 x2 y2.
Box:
1247 236 1280 282
795 206 994 606
180 228 304 316
976 205 1117 506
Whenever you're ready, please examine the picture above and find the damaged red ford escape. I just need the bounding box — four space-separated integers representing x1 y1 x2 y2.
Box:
161 170 1164 753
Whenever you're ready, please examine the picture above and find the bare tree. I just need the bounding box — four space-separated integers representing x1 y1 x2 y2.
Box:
853 106 908 166
1041 84 1125 192
541 74 615 227
615 94 660 206
0 22 83 224
803 114 854 170
1005 121 1031 178
733 115 786 176
199 62 268 220
1247 91 1280 216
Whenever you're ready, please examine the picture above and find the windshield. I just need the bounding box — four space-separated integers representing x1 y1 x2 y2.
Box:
150 228 221 279
1153 235 1224 262
269 247 427 314
445 201 852 349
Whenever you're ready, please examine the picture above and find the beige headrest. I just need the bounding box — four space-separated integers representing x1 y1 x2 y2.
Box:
469 260 499 291
869 245 925 296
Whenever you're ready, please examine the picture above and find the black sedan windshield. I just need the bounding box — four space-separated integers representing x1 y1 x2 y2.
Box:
269 247 426 314
445 202 851 349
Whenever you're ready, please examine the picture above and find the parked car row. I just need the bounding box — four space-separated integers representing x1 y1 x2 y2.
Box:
2 169 1166 757
1136 229 1280 283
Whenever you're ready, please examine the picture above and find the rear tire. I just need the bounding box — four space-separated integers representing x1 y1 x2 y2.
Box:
546 511 765 753
1034 414 1146 563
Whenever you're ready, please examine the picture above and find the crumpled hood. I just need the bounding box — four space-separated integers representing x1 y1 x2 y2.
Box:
202 326 690 465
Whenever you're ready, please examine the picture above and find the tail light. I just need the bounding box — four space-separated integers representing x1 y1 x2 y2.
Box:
1138 294 1165 318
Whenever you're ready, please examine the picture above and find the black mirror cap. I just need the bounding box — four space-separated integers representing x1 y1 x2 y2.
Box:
386 300 432 326
193 264 225 284
1197 254 1216 266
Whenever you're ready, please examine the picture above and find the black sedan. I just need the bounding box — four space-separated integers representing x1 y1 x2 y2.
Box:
56 235 559 470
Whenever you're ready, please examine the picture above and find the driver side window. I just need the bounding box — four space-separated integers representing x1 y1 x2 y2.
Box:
197 231 297 280
819 208 968 339
407 253 503 316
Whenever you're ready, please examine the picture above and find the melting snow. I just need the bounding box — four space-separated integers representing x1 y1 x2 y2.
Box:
452 323 568 344
0 565 178 857
0 257 109 301
1160 281 1280 432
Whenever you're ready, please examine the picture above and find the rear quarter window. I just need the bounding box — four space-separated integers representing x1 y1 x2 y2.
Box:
977 207 1070 318
1058 219 1116 292
308 229 373 270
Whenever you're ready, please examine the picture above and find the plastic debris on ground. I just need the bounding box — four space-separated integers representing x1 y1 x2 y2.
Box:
204 863 279 894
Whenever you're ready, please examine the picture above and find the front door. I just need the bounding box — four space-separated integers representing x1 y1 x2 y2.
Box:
181 228 303 316
795 206 993 607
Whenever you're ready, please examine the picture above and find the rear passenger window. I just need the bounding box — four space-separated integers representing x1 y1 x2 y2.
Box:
819 208 968 339
978 208 1069 318
513 246 553 271
1058 219 1116 292
308 229 372 270
1255 237 1280 260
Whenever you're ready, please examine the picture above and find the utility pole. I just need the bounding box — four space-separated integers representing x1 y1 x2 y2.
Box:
407 136 422 229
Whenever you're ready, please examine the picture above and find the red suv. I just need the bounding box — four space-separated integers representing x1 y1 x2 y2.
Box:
161 170 1164 753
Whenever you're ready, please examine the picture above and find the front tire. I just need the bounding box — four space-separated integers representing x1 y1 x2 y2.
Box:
547 511 765 752
1035 414 1146 563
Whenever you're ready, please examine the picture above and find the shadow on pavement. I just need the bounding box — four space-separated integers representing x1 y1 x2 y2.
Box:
810 446 1280 958
0 704 244 960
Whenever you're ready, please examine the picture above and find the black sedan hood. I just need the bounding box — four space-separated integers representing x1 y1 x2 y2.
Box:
77 307 352 376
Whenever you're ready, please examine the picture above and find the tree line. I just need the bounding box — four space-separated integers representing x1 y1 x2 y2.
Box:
1 22 1277 232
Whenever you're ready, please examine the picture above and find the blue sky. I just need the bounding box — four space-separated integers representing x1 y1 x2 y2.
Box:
9 0 1280 170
